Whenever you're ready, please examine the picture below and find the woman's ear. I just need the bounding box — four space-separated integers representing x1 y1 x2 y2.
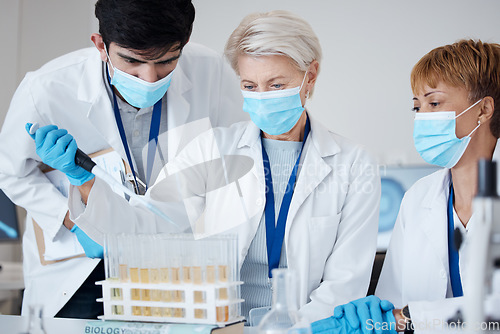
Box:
306 60 319 89
91 33 108 63
479 96 495 123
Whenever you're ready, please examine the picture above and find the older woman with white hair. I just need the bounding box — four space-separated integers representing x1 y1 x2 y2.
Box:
28 10 381 324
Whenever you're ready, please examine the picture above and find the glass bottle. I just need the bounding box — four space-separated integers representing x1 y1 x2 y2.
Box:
257 269 311 334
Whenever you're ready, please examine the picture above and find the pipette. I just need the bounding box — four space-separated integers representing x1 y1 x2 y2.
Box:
29 123 179 228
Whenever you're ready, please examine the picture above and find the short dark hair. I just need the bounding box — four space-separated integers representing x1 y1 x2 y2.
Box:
95 0 195 59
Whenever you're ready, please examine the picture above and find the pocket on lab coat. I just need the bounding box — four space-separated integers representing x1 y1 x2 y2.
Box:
307 213 341 272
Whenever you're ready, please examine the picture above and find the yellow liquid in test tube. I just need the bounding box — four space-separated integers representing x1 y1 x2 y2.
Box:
150 268 161 301
162 307 172 317
142 306 152 316
160 268 169 283
140 268 151 301
206 265 216 283
182 266 192 283
218 265 228 282
194 291 205 303
161 290 172 302
152 307 161 317
129 268 140 301
193 266 202 284
171 267 183 302
174 308 185 318
216 306 229 322
194 309 206 319
171 267 180 284
132 305 142 316
217 265 229 321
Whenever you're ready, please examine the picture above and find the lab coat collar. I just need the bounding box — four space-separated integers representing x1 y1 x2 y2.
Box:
421 168 451 209
78 49 129 161
237 113 342 159
166 60 192 137
308 116 341 158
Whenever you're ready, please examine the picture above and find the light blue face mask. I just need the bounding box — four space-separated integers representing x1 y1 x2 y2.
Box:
413 99 482 168
106 48 174 108
241 73 307 135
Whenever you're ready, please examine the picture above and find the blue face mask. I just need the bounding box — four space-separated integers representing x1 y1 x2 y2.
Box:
413 99 482 168
241 73 307 135
106 48 174 108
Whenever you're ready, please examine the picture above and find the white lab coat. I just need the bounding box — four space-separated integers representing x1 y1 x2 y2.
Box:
375 169 464 331
68 117 381 322
0 42 245 317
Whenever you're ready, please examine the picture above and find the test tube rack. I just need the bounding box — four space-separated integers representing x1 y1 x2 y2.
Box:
99 233 243 326
97 279 244 325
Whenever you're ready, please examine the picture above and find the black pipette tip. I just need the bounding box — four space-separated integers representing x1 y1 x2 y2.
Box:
75 149 96 172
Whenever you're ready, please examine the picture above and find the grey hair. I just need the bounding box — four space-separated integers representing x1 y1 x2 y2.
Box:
224 10 322 94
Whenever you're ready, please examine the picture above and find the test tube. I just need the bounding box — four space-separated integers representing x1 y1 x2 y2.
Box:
157 235 172 303
104 234 123 301
216 237 230 322
181 238 193 284
139 235 152 317
128 236 142 316
193 239 206 304
150 236 162 317
206 240 217 284
118 234 129 283
170 237 183 303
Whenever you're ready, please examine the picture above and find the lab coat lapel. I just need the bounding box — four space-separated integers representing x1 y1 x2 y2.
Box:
236 122 266 263
166 64 192 160
419 169 451 280
78 53 129 161
285 118 337 238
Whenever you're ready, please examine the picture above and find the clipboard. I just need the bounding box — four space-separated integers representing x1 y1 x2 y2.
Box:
33 148 132 266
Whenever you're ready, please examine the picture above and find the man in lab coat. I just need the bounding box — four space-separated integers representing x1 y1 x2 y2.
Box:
0 0 244 319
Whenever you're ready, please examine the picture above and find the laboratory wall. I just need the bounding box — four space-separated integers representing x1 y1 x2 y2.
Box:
0 0 500 261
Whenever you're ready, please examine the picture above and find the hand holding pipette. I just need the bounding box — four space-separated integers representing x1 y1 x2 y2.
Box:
26 123 178 228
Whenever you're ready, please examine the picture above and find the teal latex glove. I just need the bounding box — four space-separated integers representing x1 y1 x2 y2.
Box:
71 225 103 259
26 123 94 186
333 296 395 334
312 314 363 334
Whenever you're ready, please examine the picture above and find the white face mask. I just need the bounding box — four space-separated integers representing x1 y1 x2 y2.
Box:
105 46 174 108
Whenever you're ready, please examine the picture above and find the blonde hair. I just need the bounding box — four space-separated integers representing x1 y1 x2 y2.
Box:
224 10 322 96
411 39 500 137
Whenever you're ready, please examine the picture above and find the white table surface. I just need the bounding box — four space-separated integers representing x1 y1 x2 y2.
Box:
1 315 256 334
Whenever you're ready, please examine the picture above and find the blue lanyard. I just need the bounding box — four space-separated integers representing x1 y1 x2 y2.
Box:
108 71 162 192
262 117 310 278
447 183 463 297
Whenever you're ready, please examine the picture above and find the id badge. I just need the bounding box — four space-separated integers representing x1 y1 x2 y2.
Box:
248 306 272 327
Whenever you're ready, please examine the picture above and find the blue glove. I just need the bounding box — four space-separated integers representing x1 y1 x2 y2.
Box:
333 296 395 334
71 225 103 259
312 314 362 334
26 123 94 186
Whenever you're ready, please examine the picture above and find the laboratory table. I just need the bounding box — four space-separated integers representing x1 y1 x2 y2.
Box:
0 315 255 334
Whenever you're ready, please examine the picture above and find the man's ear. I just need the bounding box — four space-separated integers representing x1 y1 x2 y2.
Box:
91 33 108 62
